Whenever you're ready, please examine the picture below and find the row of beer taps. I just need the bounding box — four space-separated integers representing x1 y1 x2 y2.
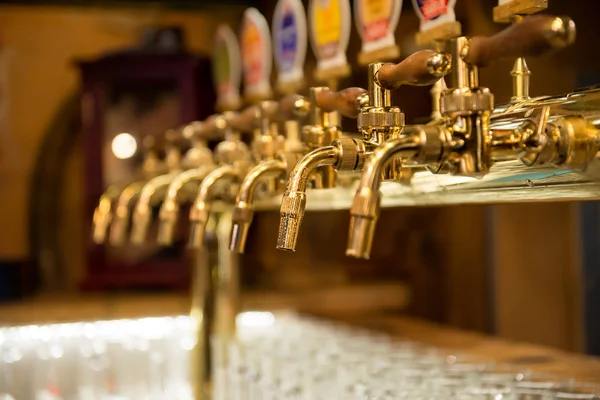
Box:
87 3 598 396
93 14 589 261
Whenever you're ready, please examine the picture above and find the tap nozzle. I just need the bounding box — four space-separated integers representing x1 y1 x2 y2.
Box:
92 185 121 244
277 138 365 252
129 173 178 245
346 126 448 259
346 187 381 260
189 166 241 249
130 203 152 245
230 157 291 253
157 201 178 246
156 167 213 246
107 182 145 245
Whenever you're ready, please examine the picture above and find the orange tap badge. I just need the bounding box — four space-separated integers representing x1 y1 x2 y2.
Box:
240 8 272 101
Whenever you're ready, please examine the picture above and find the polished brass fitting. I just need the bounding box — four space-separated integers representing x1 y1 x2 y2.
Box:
92 185 120 245
189 166 244 249
155 121 218 246
188 112 252 250
276 50 452 252
108 182 145 246
346 125 448 259
92 136 164 245
277 137 366 251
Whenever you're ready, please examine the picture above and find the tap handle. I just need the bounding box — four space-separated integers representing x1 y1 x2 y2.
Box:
271 94 306 123
315 87 368 118
230 106 259 132
376 50 452 90
197 114 223 138
463 15 576 67
164 128 183 147
182 121 206 142
142 135 160 153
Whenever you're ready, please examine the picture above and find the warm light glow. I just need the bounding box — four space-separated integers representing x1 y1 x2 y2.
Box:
236 311 275 328
111 133 138 159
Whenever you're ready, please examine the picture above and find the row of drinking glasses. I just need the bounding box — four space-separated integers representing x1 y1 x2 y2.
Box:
214 313 600 400
0 312 598 399
0 317 196 400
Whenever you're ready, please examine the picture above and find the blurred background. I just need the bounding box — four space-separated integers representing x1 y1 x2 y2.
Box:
0 0 598 358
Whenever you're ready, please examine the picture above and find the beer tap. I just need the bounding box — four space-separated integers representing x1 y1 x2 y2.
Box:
155 120 219 246
276 49 451 252
229 94 308 254
187 108 258 250
128 128 191 245
347 15 582 259
108 132 182 246
91 136 164 245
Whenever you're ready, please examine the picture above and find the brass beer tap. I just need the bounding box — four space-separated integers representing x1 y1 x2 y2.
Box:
229 94 308 254
91 136 164 245
156 120 219 246
187 108 257 249
276 49 452 252
107 135 178 246
128 128 189 245
347 15 584 260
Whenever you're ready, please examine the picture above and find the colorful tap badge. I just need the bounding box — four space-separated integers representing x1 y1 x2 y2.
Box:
240 8 273 102
309 0 351 80
355 0 402 55
213 25 242 111
273 0 307 91
412 0 457 31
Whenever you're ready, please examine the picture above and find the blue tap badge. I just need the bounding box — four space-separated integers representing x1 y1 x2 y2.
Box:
273 0 307 88
412 0 456 31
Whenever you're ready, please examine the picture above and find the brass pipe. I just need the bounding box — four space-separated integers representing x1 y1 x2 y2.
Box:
157 167 214 246
230 159 287 254
130 173 179 245
189 212 219 400
277 146 340 252
347 126 447 259
91 185 122 244
108 182 145 245
189 166 241 249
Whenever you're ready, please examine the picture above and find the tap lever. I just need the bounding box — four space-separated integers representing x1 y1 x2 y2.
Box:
376 50 452 90
230 106 259 132
315 87 368 118
272 94 306 123
464 15 575 67
198 114 231 140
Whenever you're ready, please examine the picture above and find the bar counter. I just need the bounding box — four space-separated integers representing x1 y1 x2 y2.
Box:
0 292 598 382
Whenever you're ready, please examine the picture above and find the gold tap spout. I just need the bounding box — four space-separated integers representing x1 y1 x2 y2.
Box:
108 181 146 246
92 185 122 244
189 166 242 249
157 166 214 246
347 126 448 260
277 138 364 252
229 159 287 254
130 172 180 245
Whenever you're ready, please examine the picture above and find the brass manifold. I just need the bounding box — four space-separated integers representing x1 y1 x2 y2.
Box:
345 14 594 260
275 14 596 261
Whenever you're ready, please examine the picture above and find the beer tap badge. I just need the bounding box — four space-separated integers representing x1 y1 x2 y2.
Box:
273 0 307 88
412 0 457 31
213 25 242 111
355 0 402 54
309 0 351 78
240 8 273 100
